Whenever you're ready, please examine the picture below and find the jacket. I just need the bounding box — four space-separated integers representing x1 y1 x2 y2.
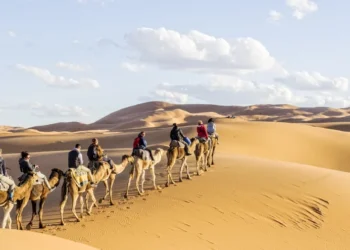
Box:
68 148 83 168
19 158 34 174
170 127 185 141
138 136 147 149
87 144 102 161
0 157 7 176
197 125 208 139
207 122 216 134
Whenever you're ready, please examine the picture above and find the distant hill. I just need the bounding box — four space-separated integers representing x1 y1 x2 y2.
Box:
26 101 350 132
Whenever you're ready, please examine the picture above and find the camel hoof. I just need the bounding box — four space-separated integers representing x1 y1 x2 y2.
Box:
138 192 145 196
165 182 169 187
39 224 46 229
60 222 65 226
26 223 32 230
93 203 98 208
76 218 81 222
110 201 115 206
156 186 162 190
179 178 183 182
98 198 104 204
124 194 128 199
187 176 192 180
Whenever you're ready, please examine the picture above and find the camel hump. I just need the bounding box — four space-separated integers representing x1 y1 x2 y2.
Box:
132 149 152 161
169 140 185 148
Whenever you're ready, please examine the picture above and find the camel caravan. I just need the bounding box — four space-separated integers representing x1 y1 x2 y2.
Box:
0 119 219 230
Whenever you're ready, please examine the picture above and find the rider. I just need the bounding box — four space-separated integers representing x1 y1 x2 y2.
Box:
87 138 114 171
68 144 97 187
207 118 219 144
196 120 209 142
18 151 54 192
132 131 155 161
170 123 191 155
0 148 15 203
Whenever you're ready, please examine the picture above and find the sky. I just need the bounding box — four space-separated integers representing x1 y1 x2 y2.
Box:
1 0 350 127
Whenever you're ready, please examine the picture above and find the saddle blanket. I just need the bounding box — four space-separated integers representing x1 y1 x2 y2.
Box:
132 149 152 161
169 140 185 148
69 165 89 188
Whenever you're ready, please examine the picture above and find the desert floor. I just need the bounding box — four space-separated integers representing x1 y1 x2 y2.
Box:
2 119 350 250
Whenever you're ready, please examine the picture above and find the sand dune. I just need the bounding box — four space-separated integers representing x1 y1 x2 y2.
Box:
3 107 350 249
0 230 97 250
22 101 350 133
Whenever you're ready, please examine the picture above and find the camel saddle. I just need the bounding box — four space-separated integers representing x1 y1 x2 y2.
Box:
169 140 185 148
132 149 152 161
68 165 89 188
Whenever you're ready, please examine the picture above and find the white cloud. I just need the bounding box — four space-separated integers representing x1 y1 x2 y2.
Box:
286 0 318 20
124 27 276 74
0 102 88 117
72 40 80 44
8 31 16 37
275 71 349 91
77 0 114 6
120 62 146 72
56 61 89 71
268 10 282 21
16 64 100 88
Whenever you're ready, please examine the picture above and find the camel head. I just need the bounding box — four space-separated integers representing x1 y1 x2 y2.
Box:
190 137 200 145
155 148 165 156
49 168 65 188
122 154 134 163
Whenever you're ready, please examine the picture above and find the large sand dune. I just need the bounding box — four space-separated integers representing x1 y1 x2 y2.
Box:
2 104 350 249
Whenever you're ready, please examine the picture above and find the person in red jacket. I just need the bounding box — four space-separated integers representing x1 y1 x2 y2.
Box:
196 120 208 141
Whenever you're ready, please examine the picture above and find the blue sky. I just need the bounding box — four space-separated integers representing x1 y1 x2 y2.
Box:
1 0 349 127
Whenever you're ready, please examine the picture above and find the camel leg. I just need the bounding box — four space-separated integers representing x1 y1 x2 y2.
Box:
26 200 37 230
108 175 116 205
59 190 69 226
150 166 160 190
81 193 86 218
140 169 146 194
6 205 13 229
16 196 30 230
124 174 133 199
135 167 143 196
2 206 10 229
196 155 202 176
179 159 186 182
99 180 109 204
185 160 192 180
71 192 80 222
211 146 216 165
38 198 47 229
168 167 177 186
87 189 97 215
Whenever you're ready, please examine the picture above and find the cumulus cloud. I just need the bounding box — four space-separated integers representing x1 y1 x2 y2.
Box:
0 102 88 117
16 64 100 88
56 61 89 71
141 74 350 108
286 0 318 20
120 62 146 72
8 31 16 37
124 27 276 74
268 10 282 21
275 71 349 91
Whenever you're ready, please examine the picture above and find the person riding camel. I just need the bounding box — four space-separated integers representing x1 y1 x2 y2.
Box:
132 131 155 161
207 118 219 145
68 144 97 187
0 148 15 204
18 151 54 192
87 138 115 171
170 123 191 156
196 120 209 142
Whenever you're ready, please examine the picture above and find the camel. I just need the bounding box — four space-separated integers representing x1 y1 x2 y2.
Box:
124 148 164 199
59 161 113 226
0 172 38 229
194 138 212 175
98 155 132 205
25 168 64 230
165 138 200 187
